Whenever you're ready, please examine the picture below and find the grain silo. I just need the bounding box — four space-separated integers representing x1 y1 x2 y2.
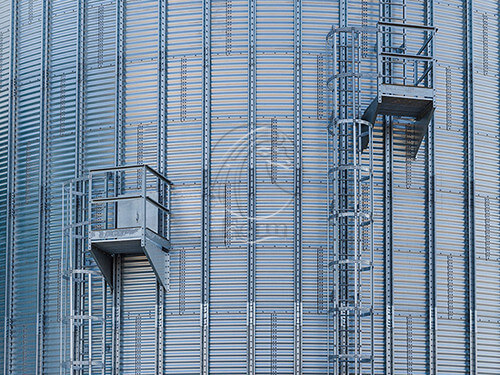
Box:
0 0 498 374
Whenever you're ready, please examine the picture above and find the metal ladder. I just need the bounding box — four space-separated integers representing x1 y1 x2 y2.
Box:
326 0 435 372
60 178 107 375
327 26 375 375
364 0 436 158
380 0 407 23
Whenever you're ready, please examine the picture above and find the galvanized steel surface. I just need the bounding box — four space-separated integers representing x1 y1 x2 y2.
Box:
0 0 498 374
0 1 9 372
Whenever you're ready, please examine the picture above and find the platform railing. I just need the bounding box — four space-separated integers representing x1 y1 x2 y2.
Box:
89 164 172 243
377 22 436 88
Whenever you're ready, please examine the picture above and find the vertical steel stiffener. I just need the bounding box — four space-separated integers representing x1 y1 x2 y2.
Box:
3 0 16 373
293 1 303 374
201 1 211 374
156 0 167 372
247 0 256 373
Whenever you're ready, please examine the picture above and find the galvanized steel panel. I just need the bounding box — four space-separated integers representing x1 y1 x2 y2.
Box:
43 0 79 372
7 0 43 373
2 0 500 374
165 3 203 372
84 0 116 172
433 8 470 372
0 0 10 371
120 256 158 373
472 4 500 374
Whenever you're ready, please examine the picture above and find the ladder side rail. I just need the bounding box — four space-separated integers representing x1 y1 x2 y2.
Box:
142 165 147 245
60 183 71 374
89 274 93 374
332 31 339 375
352 29 359 374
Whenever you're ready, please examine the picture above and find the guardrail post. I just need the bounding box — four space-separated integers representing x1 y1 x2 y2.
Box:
142 165 147 246
414 60 418 86
89 172 93 233
377 27 382 93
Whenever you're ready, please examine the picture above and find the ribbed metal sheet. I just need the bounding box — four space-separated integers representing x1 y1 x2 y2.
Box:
84 0 116 172
7 0 43 373
0 0 10 371
434 0 469 372
43 0 79 372
471 1 500 373
120 256 158 373
1 0 500 374
165 3 203 372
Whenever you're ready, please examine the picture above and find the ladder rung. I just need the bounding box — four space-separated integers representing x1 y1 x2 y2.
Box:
331 259 372 267
331 354 373 363
69 360 104 369
69 315 104 323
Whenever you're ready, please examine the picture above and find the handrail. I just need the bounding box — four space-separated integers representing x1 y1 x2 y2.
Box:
334 26 378 33
91 195 143 203
89 164 173 185
378 21 437 32
89 164 142 173
89 163 172 240
145 165 173 185
380 51 433 61
377 20 435 89
91 195 170 215
333 72 377 80
145 196 170 214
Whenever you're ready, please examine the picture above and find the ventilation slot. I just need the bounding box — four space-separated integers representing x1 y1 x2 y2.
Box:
136 124 144 188
445 67 452 130
317 246 325 313
271 312 278 375
179 248 186 314
271 118 277 183
225 0 232 55
482 13 488 75
224 182 232 246
447 254 454 319
316 55 325 120
180 58 187 122
98 5 104 69
485 197 491 260
59 73 66 136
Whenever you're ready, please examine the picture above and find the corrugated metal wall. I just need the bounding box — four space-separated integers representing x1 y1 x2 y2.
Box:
434 0 468 372
5 0 44 373
471 0 500 372
0 0 10 372
0 0 499 374
43 1 78 373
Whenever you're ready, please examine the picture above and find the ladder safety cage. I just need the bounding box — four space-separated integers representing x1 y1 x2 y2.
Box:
88 164 172 290
60 178 107 375
327 26 375 375
326 1 436 374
